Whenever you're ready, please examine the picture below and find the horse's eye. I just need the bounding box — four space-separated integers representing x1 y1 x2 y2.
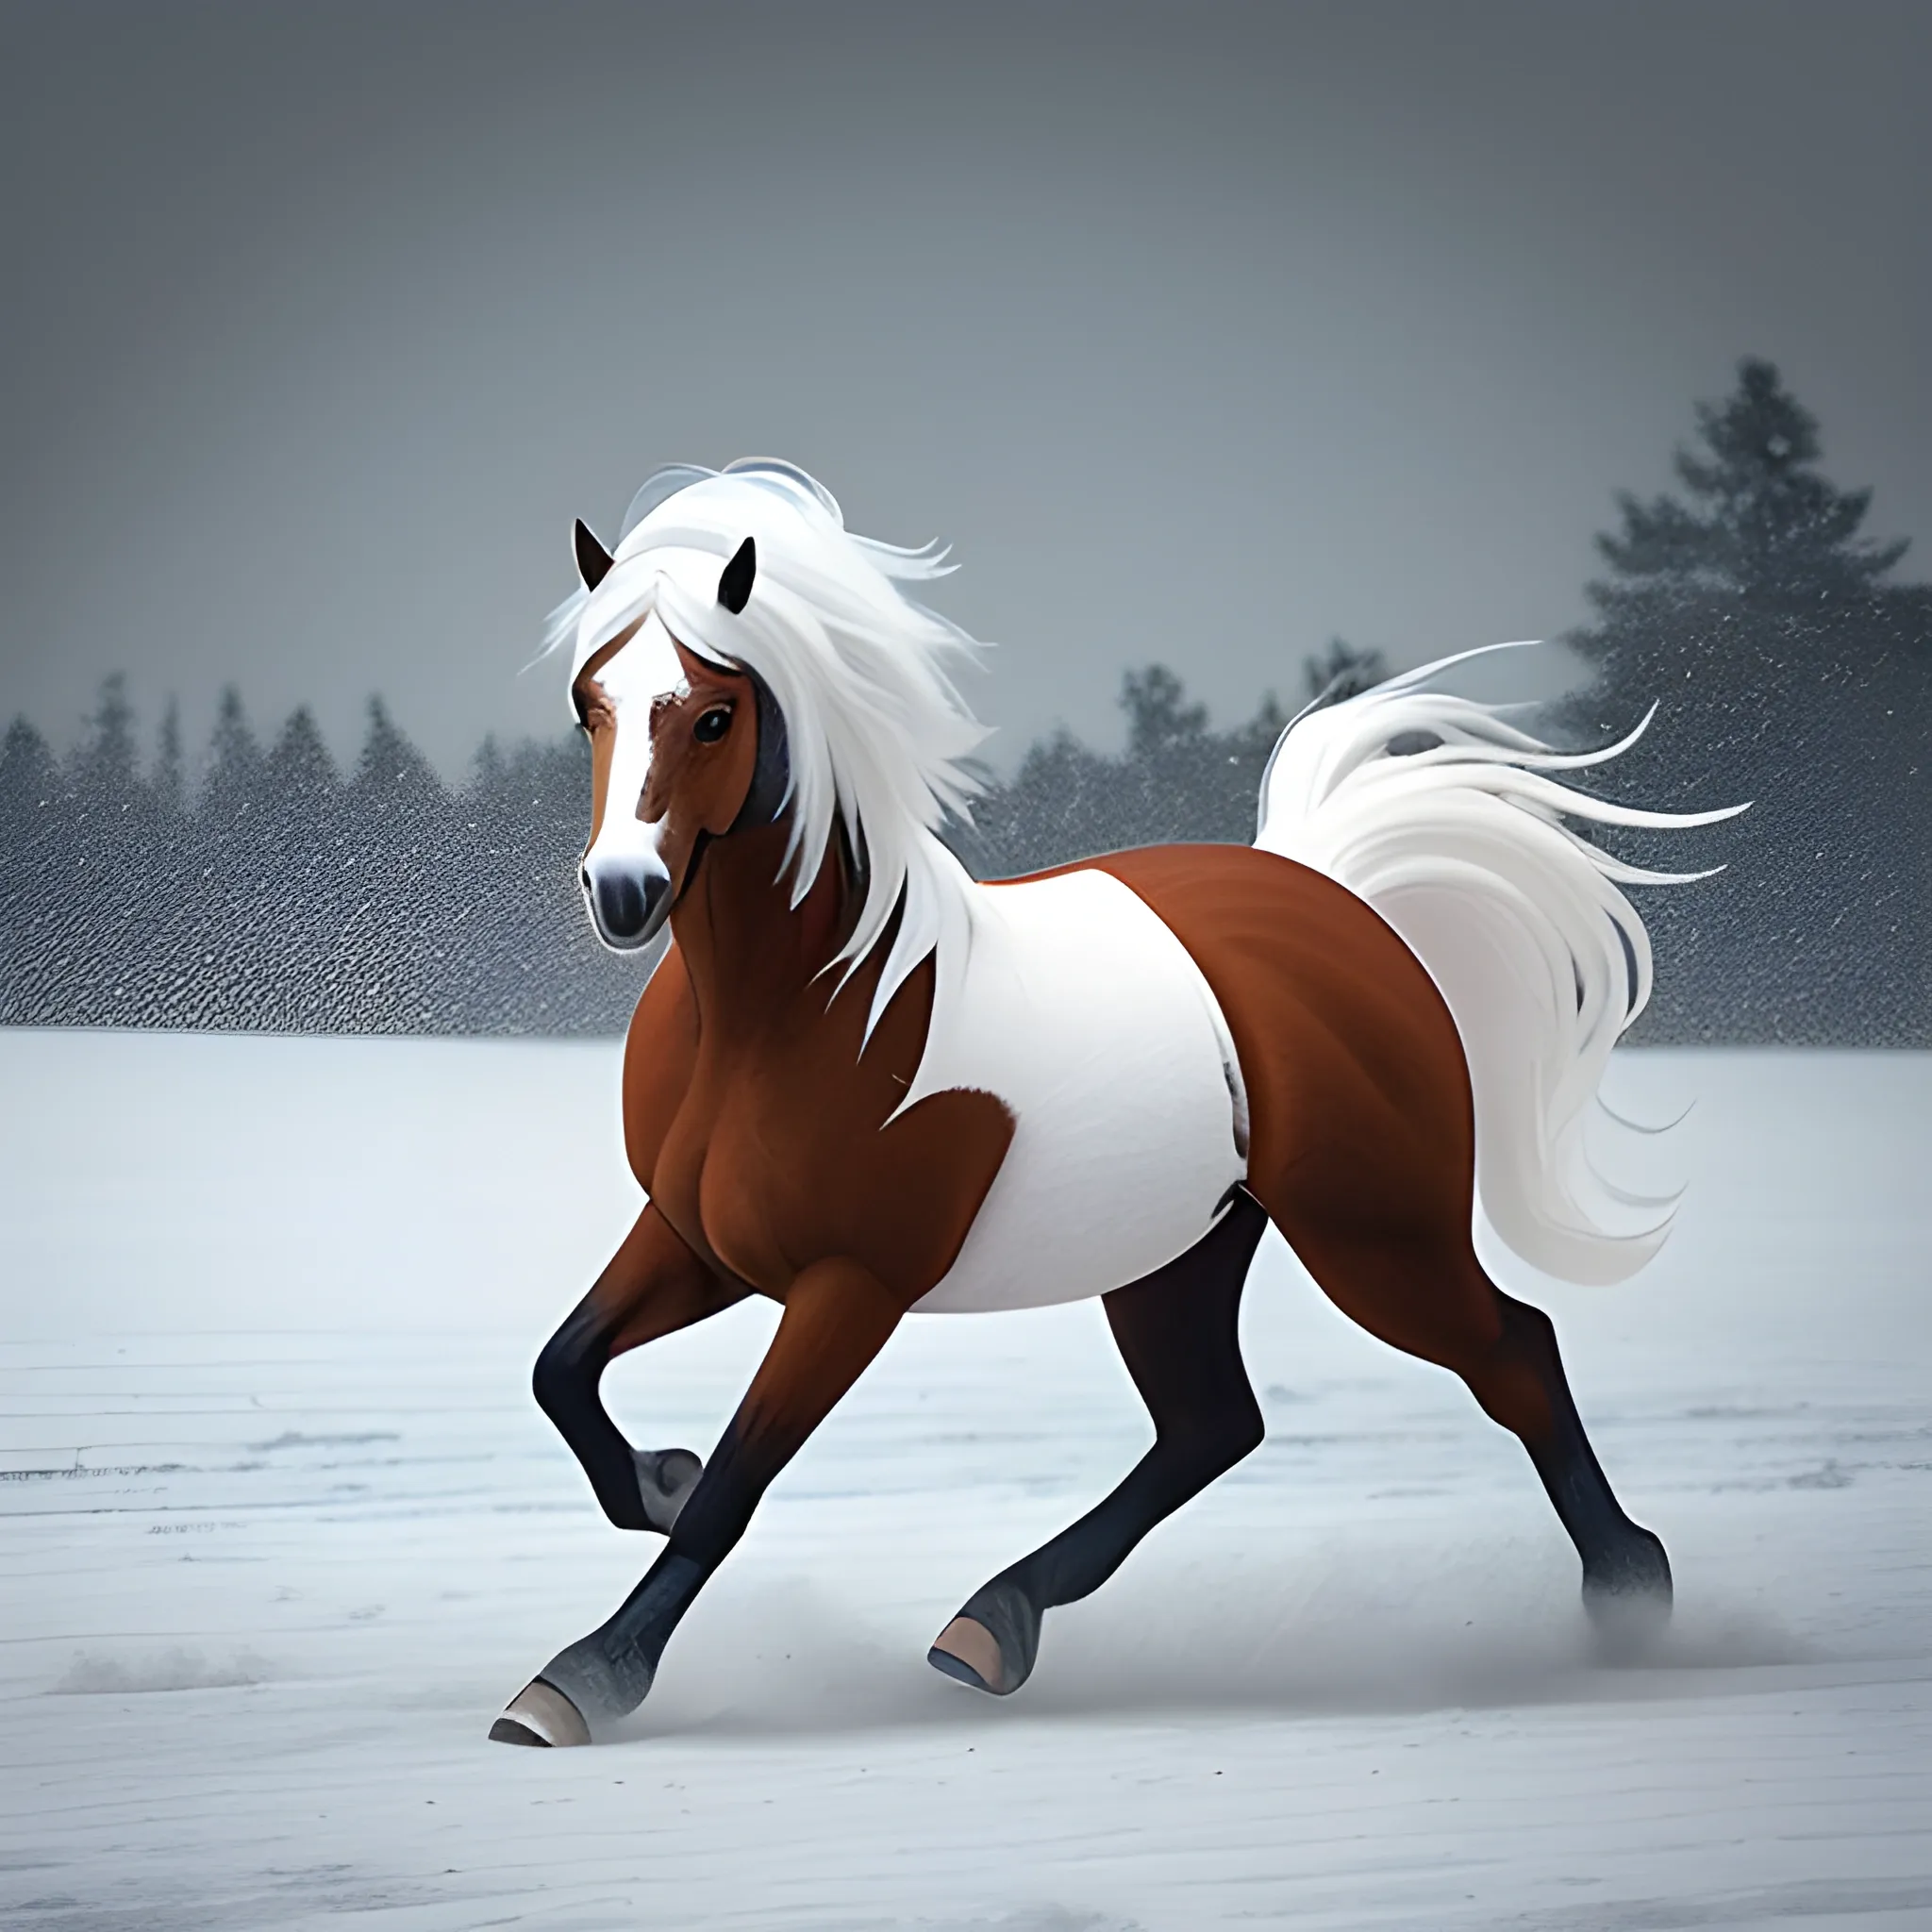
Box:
693 707 733 745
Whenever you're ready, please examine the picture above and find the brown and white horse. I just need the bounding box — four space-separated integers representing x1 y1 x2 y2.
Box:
491 460 1740 1747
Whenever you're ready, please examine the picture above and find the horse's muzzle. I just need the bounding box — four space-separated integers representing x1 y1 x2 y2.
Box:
582 858 671 952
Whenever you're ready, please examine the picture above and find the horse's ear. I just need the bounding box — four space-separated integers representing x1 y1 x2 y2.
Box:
574 519 615 591
717 537 756 615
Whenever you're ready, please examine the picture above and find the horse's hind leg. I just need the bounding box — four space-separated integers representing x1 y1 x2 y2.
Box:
1472 1286 1673 1615
928 1194 1269 1697
1283 1210 1672 1622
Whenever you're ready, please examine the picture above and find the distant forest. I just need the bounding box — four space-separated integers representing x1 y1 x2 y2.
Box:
2 360 1926 1043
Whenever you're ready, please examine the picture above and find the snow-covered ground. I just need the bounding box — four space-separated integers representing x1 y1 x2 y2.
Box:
3 1030 1927 1932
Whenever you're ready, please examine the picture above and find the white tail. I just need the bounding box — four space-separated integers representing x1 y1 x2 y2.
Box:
1255 644 1746 1286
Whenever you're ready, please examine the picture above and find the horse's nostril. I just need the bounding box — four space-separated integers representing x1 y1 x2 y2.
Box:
582 862 670 953
592 873 649 943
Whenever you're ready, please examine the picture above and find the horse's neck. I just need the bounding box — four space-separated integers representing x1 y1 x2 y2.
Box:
669 821 858 1029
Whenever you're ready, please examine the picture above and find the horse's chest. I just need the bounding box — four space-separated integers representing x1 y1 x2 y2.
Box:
649 1033 971 1299
648 1078 802 1293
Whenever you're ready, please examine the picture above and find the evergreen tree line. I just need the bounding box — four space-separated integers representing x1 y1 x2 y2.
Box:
0 689 640 1034
1 359 1924 1042
0 647 1374 1038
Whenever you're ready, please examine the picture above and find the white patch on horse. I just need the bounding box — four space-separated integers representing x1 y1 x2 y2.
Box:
592 611 683 873
908 868 1248 1314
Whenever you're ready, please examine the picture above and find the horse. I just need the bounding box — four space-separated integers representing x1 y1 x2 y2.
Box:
490 459 1741 1748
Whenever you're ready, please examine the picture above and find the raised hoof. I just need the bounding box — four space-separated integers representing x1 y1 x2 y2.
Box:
634 1447 704 1532
489 1677 591 1748
928 1617 1011 1696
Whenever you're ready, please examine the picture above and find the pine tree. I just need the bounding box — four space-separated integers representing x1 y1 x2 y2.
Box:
165 688 271 1028
71 674 143 808
0 718 67 1025
1570 358 1928 1046
1589 358 1908 620
153 699 186 818
269 706 341 805
1121 665 1208 754
1303 638 1389 705
203 686 263 822
126 697 195 1027
223 707 348 1032
0 716 60 834
354 696 442 806
472 732 506 799
43 675 158 1023
341 697 452 1031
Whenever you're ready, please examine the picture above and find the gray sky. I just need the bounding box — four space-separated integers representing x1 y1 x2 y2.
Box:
2 0 1926 777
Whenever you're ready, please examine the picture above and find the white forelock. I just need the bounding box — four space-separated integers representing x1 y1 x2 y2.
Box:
542 460 991 1038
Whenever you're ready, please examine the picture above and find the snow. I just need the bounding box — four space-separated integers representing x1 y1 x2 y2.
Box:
2 1029 1928 1931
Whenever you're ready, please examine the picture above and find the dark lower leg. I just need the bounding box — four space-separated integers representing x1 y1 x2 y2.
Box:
532 1208 743 1533
514 1257 904 1738
933 1425 1263 1694
1473 1294 1671 1607
533 1305 679 1532
932 1197 1268 1695
527 1417 774 1722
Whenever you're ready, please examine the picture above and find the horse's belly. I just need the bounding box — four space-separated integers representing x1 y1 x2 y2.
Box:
909 869 1247 1314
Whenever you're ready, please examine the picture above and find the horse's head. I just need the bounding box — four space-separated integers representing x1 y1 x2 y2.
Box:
569 528 788 950
546 460 989 1033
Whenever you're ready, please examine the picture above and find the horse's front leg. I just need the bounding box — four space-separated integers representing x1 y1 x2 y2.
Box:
531 1203 748 1534
493 1256 905 1745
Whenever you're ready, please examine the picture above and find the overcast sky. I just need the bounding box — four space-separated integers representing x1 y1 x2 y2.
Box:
1 0 1925 777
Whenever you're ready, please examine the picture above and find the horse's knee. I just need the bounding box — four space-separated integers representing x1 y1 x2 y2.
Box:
531 1310 606 1430
530 1337 575 1428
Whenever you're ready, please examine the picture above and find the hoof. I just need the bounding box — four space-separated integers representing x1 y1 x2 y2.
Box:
928 1578 1040 1696
634 1447 703 1532
489 1677 591 1748
1584 1528 1673 1654
928 1617 1011 1696
1584 1524 1673 1606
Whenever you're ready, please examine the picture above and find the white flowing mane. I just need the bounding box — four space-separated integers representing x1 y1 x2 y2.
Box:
544 460 991 1036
